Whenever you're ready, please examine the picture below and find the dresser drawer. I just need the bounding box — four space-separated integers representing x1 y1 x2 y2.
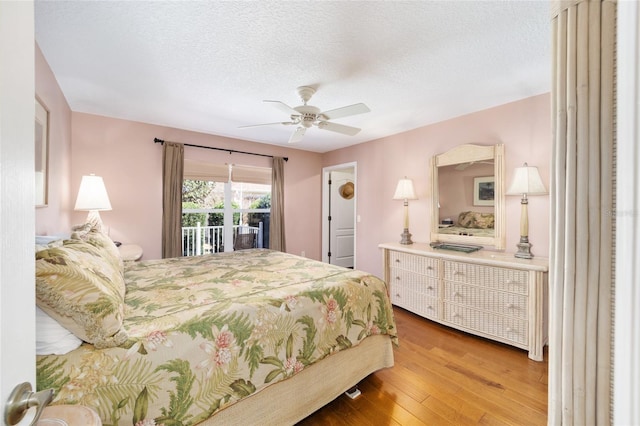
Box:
443 261 528 295
443 281 528 320
389 251 439 277
390 267 438 298
443 303 528 346
391 286 439 320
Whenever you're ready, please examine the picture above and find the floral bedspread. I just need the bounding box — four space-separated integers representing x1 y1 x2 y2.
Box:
37 249 397 426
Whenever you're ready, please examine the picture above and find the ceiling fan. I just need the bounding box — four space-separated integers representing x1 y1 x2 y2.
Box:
239 86 370 144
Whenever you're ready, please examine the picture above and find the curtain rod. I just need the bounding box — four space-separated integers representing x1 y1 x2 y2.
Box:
154 138 288 162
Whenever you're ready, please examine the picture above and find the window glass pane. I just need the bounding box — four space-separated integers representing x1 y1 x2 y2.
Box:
182 179 225 255
231 182 270 221
182 177 271 256
231 182 271 248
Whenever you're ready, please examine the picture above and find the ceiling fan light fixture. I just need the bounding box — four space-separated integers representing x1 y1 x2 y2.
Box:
241 86 370 144
296 86 316 104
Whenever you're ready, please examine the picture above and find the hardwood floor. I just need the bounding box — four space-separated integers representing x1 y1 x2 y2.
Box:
297 307 548 425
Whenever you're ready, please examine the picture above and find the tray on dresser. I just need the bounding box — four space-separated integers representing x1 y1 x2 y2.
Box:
429 242 483 253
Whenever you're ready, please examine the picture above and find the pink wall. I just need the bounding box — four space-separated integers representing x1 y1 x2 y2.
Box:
70 113 324 260
35 44 72 236
323 93 551 278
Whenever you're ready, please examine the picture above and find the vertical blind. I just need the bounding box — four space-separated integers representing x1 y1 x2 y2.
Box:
549 1 616 424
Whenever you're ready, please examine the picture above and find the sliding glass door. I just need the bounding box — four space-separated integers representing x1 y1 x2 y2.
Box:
182 178 270 256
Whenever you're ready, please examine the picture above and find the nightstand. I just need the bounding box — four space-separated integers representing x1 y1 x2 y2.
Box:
37 405 101 425
118 244 143 261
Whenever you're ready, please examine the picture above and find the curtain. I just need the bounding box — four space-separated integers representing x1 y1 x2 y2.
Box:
549 1 616 425
162 142 184 258
270 157 286 252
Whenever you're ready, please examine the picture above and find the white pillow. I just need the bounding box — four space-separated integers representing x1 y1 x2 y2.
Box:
35 235 61 245
36 306 83 355
35 235 66 252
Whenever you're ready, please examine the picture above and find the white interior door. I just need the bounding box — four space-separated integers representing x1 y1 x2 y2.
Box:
329 170 355 268
324 167 356 268
1 2 38 424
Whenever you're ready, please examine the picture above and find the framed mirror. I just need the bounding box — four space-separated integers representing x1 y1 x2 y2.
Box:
430 143 505 249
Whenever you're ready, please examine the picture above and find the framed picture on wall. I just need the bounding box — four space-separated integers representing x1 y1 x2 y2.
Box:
473 176 494 206
35 97 49 207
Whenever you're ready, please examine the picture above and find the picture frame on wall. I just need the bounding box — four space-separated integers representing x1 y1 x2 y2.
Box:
35 97 49 207
473 176 494 206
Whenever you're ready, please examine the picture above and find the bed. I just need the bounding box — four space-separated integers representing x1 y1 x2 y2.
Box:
35 225 397 425
437 225 495 238
438 210 495 238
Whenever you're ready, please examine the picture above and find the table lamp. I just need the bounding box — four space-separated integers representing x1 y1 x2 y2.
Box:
393 177 417 245
506 163 547 259
74 174 112 232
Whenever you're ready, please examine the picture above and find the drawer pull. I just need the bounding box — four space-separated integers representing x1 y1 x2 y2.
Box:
427 305 433 310
395 276 401 280
453 291 460 297
395 259 401 263
395 293 401 298
453 271 463 276
507 303 515 309
427 285 434 290
427 266 434 270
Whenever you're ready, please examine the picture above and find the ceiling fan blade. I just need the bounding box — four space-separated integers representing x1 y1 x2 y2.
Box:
320 103 370 120
238 121 294 129
288 127 306 143
316 121 361 136
264 100 300 116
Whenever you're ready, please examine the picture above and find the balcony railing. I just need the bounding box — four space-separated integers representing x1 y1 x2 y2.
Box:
182 222 263 256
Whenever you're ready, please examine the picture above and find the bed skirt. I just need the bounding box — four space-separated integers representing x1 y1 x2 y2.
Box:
198 334 395 425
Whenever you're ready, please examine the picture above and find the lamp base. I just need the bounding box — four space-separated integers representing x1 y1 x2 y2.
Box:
85 210 108 235
399 228 414 245
514 236 533 259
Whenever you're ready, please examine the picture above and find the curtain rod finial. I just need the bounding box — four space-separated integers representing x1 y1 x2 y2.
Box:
154 138 165 144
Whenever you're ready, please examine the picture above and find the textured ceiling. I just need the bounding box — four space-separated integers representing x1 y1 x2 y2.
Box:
35 1 551 153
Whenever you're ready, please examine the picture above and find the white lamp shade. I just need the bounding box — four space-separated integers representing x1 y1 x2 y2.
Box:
506 164 547 196
74 175 112 211
393 178 417 200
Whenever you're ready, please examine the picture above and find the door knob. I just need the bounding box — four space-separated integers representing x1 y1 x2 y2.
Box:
4 382 54 425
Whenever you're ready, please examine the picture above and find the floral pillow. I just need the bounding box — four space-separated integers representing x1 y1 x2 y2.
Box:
457 211 495 229
35 237 127 348
71 222 124 274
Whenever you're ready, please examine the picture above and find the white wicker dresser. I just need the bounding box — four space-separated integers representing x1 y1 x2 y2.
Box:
379 242 549 361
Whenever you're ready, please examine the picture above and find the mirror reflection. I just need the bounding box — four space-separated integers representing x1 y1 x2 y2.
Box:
437 161 495 238
430 144 505 249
